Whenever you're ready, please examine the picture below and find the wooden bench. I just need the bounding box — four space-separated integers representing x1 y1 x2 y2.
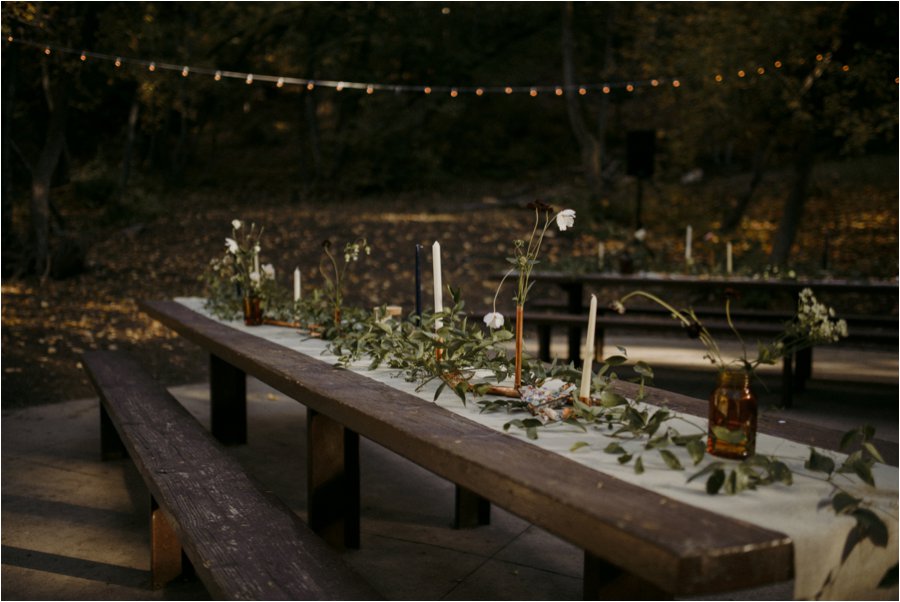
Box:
82 350 378 601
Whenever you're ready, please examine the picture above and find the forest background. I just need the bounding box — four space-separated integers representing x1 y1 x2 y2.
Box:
1 2 897 407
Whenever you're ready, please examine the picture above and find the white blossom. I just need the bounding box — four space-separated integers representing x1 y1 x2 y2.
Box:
225 238 239 254
483 311 505 329
634 228 647 242
249 271 261 284
555 209 576 231
262 264 275 280
232 219 243 230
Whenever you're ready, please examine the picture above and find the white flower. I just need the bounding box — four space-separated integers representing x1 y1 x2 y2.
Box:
232 219 243 230
249 271 261 284
555 209 576 231
262 264 275 280
610 300 626 315
483 311 505 329
634 228 647 242
225 238 239 254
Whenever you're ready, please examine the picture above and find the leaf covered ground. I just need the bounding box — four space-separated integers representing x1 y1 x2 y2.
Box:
2 158 897 408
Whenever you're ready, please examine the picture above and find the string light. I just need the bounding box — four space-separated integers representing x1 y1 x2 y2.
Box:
10 37 878 101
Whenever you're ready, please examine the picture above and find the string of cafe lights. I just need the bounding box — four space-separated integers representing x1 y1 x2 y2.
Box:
6 36 896 97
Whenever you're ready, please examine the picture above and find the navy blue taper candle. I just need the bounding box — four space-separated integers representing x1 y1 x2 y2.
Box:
415 244 423 318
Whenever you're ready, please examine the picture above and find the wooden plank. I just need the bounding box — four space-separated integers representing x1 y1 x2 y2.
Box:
140 300 801 596
84 350 378 601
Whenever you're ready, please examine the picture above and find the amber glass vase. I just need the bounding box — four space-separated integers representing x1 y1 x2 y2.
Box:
514 305 524 390
707 370 757 459
242 295 263 326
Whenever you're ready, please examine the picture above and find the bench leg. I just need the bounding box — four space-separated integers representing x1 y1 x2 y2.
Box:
210 354 247 445
453 485 491 528
583 551 671 600
100 403 127 461
150 496 182 589
307 408 360 550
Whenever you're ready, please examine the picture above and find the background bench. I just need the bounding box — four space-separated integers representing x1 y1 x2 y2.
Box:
82 350 378 600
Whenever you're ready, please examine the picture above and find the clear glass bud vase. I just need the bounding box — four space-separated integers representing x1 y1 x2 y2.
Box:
707 370 757 459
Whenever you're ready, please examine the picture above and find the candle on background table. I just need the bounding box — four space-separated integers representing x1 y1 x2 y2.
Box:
597 241 605 269
726 242 733 274
415 244 423 318
685 225 693 262
294 267 302 301
579 294 598 400
253 251 260 275
432 241 443 330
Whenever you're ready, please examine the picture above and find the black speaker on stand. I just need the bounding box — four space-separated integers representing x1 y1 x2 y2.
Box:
626 130 656 229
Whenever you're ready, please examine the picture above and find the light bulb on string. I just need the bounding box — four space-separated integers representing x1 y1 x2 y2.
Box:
842 65 850 72
602 86 610 94
715 74 723 82
214 70 222 81
757 67 765 75
626 84 634 92
181 66 189 77
774 60 783 68
504 86 513 94
816 54 824 62
246 74 254 84
336 81 344 91
307 82 315 90
555 87 563 96
114 57 122 68
651 79 659 87
148 62 156 72
737 69 746 78
672 79 681 87
80 51 87 61
578 87 587 95
43 46 51 55
6 36 12 43
450 88 458 97
529 88 537 97
277 77 285 88
366 85 373 94
476 88 484 96
423 86 432 94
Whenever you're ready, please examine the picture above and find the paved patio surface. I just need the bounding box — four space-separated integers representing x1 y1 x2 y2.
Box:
2 334 896 600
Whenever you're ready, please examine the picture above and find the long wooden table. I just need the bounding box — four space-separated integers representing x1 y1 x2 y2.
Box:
140 299 898 599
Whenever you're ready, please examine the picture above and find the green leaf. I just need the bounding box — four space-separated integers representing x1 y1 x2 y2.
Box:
711 426 748 445
634 456 645 474
863 441 885 464
686 439 706 465
433 381 447 401
723 470 738 495
706 468 726 494
659 449 683 470
563 418 587 432
605 355 628 366
618 453 633 464
633 361 654 378
805 448 835 475
604 442 627 455
599 390 628 408
570 441 590 452
831 492 861 515
878 564 899 589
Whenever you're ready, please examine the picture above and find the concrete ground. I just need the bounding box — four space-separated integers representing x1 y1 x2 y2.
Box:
2 333 897 601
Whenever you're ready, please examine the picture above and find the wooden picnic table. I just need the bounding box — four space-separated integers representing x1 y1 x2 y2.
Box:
139 298 898 600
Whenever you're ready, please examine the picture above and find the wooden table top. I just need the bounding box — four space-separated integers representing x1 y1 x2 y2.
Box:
139 299 898 597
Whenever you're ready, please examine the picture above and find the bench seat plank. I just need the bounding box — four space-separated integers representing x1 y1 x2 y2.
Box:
83 350 377 601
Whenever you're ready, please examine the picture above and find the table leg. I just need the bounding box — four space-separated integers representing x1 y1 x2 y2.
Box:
563 282 584 363
454 485 491 528
307 408 361 550
795 347 812 392
537 324 552 362
780 354 794 408
583 551 670 600
209 354 247 445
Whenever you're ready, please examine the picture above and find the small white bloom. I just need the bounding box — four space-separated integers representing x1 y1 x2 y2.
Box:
232 219 242 230
610 300 626 315
483 311 505 329
262 264 275 280
253 244 261 254
249 271 261 284
555 209 576 231
225 238 239 254
634 228 647 242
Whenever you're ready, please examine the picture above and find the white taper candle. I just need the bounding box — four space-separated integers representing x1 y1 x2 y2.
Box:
432 241 443 330
294 267 301 301
579 294 598 400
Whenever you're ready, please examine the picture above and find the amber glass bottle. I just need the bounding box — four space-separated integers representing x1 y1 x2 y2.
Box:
707 370 757 459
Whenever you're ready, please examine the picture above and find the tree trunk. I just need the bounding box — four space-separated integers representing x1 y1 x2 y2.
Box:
721 141 771 233
770 135 815 266
561 1 602 198
2 38 17 266
119 91 141 195
30 78 70 276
